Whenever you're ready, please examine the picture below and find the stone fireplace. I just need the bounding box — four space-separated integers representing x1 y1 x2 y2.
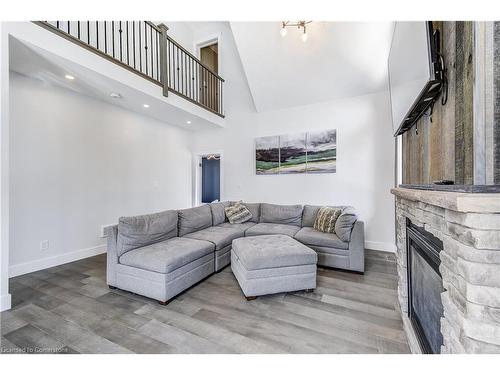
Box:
392 188 500 354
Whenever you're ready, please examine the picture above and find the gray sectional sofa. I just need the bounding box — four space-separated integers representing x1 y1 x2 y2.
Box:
107 202 365 304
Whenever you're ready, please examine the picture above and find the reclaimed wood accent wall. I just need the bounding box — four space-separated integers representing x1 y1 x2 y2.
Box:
402 21 474 185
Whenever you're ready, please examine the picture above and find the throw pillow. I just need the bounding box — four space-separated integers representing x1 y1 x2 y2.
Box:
335 206 358 242
225 202 253 224
313 206 342 234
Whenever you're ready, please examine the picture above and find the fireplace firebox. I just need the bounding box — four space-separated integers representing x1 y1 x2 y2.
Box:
406 219 445 354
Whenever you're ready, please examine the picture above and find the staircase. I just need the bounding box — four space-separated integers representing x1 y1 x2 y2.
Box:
35 21 224 117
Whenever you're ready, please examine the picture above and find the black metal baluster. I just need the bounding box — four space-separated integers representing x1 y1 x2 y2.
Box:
56 21 60 29
133 22 136 69
67 21 70 35
112 21 115 58
96 21 99 50
126 22 130 65
119 21 123 62
144 23 148 76
188 56 191 99
150 25 153 79
139 22 142 72
87 21 90 44
182 52 185 95
104 21 107 53
156 30 159 81
176 46 179 92
77 21 80 39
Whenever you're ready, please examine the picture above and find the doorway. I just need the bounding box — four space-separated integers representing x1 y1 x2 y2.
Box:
194 152 223 206
198 41 219 112
201 155 220 203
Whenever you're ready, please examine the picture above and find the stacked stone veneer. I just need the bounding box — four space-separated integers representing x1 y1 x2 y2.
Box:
392 188 500 354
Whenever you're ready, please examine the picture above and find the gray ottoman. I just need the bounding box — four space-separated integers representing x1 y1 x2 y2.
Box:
231 234 318 300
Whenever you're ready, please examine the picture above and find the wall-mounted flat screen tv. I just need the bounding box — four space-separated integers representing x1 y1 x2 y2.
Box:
389 22 443 136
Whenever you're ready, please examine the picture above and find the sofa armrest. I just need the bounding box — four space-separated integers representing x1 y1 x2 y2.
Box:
348 220 365 272
106 225 119 286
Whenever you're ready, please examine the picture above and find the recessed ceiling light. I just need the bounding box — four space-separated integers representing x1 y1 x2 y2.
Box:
109 92 122 99
143 104 150 108
186 120 192 124
65 74 75 80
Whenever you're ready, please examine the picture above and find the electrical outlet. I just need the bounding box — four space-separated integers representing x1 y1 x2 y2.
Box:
40 240 49 251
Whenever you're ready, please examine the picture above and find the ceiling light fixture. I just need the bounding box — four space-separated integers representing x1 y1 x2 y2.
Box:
143 104 150 108
186 120 192 124
109 92 122 99
280 21 312 42
65 74 75 80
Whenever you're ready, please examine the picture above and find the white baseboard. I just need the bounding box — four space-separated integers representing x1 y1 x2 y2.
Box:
0 293 12 312
9 244 107 278
365 241 396 253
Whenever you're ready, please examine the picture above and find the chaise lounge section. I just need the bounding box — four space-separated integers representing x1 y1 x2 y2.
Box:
106 201 365 304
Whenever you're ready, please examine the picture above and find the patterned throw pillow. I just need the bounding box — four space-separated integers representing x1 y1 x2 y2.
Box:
313 207 342 234
225 202 253 224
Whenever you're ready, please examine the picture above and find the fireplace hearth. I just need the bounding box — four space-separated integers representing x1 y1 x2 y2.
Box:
406 219 444 354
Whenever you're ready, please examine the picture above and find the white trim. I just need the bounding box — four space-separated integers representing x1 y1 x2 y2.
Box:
9 244 107 278
193 32 222 74
365 241 397 253
0 293 11 312
192 150 224 207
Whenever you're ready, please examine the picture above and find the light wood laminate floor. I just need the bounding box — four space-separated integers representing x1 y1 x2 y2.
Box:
0 249 410 354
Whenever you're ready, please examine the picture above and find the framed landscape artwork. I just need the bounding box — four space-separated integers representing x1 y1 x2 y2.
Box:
255 129 337 175
255 135 280 175
279 133 307 174
306 130 337 173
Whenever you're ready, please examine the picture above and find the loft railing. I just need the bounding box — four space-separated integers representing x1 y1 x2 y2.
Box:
34 21 224 117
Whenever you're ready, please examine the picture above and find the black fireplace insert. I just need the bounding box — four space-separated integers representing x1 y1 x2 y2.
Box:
406 218 445 354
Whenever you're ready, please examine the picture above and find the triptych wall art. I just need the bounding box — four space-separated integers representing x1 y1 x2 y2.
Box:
255 129 337 175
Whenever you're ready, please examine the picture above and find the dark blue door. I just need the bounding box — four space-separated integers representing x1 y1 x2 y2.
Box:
201 157 220 203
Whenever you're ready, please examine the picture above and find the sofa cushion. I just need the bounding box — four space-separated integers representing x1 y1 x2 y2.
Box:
335 207 358 242
301 205 345 227
209 201 232 226
232 235 317 270
178 205 213 236
119 237 214 274
217 222 256 234
245 222 301 237
241 203 260 223
225 202 253 224
117 210 178 257
184 226 244 250
313 207 342 234
294 227 349 250
259 203 303 226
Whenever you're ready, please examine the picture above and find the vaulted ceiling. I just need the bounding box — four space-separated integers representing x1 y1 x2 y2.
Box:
230 22 394 112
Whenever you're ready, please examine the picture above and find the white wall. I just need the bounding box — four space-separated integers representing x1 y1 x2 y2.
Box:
190 22 396 251
9 73 192 275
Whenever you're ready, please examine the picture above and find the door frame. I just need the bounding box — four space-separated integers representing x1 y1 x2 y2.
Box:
192 150 224 207
193 33 222 76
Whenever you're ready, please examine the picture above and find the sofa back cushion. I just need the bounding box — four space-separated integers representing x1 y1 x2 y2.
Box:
259 203 303 227
335 206 358 242
178 205 213 236
209 201 232 226
241 202 260 223
117 210 178 257
302 205 345 227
